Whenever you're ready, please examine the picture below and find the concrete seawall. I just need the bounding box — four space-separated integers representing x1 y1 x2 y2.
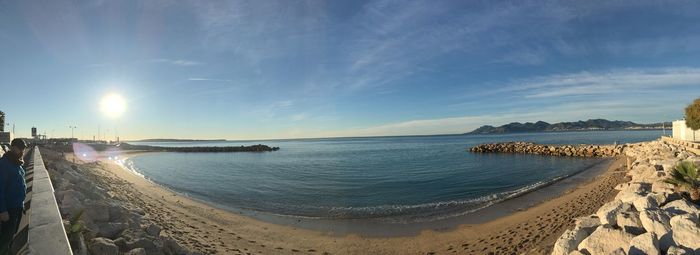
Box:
469 142 624 157
12 147 73 254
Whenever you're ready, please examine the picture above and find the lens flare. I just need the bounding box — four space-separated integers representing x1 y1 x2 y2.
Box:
100 93 126 118
73 143 97 162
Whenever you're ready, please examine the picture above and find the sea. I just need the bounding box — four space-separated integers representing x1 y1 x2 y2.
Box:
123 130 661 232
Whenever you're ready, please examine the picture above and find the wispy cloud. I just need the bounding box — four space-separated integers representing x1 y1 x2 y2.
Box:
188 78 233 82
151 58 204 66
496 67 700 98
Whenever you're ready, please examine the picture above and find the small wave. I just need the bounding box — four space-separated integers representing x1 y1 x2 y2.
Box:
238 172 575 224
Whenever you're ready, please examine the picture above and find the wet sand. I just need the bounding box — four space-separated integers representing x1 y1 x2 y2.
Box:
61 150 627 254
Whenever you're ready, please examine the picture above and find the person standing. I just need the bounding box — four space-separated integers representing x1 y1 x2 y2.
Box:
0 139 27 254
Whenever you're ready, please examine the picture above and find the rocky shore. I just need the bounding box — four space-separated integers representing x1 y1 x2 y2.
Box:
551 139 700 255
470 142 624 157
41 147 199 255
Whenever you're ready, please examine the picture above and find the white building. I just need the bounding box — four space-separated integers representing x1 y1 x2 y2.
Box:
672 120 700 142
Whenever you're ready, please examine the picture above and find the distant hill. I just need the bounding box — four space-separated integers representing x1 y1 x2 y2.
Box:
133 138 227 142
466 119 670 134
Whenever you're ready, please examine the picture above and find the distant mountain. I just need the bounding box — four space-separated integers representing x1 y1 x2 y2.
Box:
133 138 227 142
466 119 671 134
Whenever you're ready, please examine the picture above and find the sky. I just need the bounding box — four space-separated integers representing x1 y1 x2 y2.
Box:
1 0 700 140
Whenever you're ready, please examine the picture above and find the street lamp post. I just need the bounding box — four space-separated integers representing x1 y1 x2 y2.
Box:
69 125 77 139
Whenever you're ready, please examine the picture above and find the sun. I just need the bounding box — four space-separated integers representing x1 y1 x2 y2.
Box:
100 93 127 118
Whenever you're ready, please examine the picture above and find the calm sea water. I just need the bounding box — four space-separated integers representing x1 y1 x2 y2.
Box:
125 130 661 223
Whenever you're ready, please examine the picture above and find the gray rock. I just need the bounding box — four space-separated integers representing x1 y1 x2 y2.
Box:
662 199 700 216
670 214 700 250
627 232 660 255
578 226 635 255
96 222 128 239
616 211 645 235
125 248 147 255
127 238 159 253
146 224 162 237
160 235 188 255
552 229 588 255
89 237 119 255
574 215 601 235
84 202 111 222
666 245 693 255
597 200 626 226
55 189 85 203
639 209 672 236
633 194 659 211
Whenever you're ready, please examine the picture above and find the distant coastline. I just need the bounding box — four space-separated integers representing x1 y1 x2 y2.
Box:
466 119 670 135
131 138 228 142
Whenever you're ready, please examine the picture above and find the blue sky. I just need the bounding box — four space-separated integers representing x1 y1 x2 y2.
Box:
1 0 700 140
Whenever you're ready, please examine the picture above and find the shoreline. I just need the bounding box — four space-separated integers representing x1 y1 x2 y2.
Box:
58 148 628 254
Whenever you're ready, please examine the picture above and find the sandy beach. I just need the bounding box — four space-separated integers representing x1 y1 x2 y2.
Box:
38 147 630 255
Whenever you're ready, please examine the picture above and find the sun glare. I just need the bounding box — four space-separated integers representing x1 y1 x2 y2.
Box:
100 93 126 118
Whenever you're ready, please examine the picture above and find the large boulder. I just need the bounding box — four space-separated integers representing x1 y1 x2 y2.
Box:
552 229 588 255
89 237 119 255
578 226 635 255
651 181 675 194
127 238 159 253
55 189 84 204
574 215 601 235
96 222 128 239
627 232 660 255
666 246 693 255
669 214 700 250
59 192 83 217
616 211 644 235
125 248 147 255
639 209 672 236
84 202 111 222
160 235 188 254
662 199 700 216
597 201 627 226
146 223 162 236
633 194 659 211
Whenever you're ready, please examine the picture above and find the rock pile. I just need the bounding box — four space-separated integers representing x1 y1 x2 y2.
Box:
551 140 700 255
469 142 624 157
42 149 199 255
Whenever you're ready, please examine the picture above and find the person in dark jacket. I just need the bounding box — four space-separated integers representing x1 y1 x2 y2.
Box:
0 139 27 254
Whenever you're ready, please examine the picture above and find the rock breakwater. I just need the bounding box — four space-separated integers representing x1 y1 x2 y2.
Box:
551 139 700 255
469 142 624 157
119 143 280 152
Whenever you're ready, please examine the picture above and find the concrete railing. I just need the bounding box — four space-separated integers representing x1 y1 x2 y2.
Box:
11 147 73 255
662 136 700 155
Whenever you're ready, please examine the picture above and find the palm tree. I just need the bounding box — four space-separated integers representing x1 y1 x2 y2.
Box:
665 161 700 202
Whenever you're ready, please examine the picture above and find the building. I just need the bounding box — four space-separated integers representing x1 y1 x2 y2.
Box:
0 111 10 144
672 120 700 142
32 127 37 138
0 111 4 132
0 131 12 145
